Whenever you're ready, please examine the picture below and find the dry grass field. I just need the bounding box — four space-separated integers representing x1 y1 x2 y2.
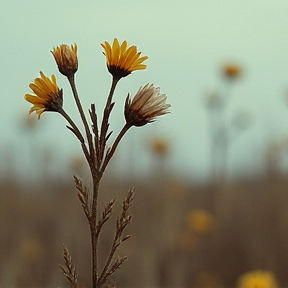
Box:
1 170 288 288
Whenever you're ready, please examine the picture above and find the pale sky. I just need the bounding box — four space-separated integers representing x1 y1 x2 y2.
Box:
2 0 288 182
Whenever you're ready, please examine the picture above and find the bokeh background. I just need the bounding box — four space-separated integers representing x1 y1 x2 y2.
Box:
2 0 288 287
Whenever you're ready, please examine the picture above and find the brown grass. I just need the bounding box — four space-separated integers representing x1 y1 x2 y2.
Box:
1 173 288 288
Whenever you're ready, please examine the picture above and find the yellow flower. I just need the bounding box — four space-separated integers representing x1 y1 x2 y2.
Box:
223 64 241 79
51 43 78 77
237 270 278 288
101 38 148 79
125 84 171 127
151 138 170 156
186 209 215 235
24 71 63 119
21 239 44 261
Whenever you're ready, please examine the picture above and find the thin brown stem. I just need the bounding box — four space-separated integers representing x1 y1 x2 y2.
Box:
68 74 95 165
98 188 134 286
98 231 119 285
88 77 120 288
58 107 90 163
63 76 100 288
90 104 100 169
99 77 120 161
100 122 132 175
62 75 131 288
90 179 100 288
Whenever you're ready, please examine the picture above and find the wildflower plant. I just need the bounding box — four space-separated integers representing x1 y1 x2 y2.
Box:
24 38 170 288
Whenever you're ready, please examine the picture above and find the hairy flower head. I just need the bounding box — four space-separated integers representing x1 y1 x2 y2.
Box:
101 38 148 79
51 43 78 77
125 84 170 127
24 71 63 119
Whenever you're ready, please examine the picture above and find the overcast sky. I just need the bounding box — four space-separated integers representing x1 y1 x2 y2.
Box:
2 0 288 183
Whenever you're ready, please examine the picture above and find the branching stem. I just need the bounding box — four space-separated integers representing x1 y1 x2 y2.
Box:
68 74 95 166
99 77 119 161
100 122 132 175
58 107 90 163
63 74 133 288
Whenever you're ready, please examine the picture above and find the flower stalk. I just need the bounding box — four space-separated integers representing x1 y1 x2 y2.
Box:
67 74 95 167
99 77 120 163
24 39 170 288
100 122 132 175
58 107 91 163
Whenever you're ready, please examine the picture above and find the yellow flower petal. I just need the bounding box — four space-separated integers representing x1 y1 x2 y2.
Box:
101 38 148 79
24 72 63 119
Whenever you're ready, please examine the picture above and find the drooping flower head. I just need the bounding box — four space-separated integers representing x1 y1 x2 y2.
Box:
125 84 171 127
51 43 78 77
101 38 148 79
24 71 63 119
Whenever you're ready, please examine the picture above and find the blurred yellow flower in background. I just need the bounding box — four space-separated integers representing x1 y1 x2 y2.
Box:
186 209 215 235
223 64 242 79
237 270 279 288
101 38 148 79
21 239 44 261
24 71 63 119
22 114 37 130
151 138 170 157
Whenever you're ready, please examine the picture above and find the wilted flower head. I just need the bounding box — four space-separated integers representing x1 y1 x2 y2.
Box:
24 71 63 119
101 38 148 79
51 43 78 77
125 84 170 127
223 64 241 79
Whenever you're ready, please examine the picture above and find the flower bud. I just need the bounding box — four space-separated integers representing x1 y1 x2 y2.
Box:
51 43 78 77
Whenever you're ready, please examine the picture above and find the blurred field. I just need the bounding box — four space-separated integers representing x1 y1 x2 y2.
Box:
1 170 288 288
